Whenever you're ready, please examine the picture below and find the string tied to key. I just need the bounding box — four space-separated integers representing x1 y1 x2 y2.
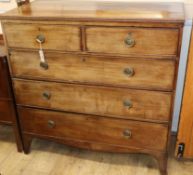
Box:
36 34 48 70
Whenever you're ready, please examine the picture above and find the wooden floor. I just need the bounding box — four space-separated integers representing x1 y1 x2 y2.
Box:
0 125 193 175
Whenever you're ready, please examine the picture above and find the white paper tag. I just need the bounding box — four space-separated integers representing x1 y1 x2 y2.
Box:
39 49 45 63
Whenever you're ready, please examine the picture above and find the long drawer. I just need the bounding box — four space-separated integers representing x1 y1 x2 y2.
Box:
3 23 81 51
10 51 176 91
13 79 172 122
86 27 179 56
18 107 168 151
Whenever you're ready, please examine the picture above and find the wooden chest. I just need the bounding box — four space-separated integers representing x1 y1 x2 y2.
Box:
0 45 13 124
0 45 22 151
0 1 184 174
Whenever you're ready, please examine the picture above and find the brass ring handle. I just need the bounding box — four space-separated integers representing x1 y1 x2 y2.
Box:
40 62 49 70
42 91 51 100
123 68 134 77
36 34 46 44
124 33 135 48
123 100 133 109
47 120 55 129
123 129 132 139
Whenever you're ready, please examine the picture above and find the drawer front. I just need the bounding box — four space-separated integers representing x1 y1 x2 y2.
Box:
86 27 179 56
10 51 175 91
0 100 13 123
14 80 172 122
3 23 81 51
18 107 168 151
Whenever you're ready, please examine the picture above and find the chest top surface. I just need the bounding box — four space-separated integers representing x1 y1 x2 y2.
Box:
0 0 184 23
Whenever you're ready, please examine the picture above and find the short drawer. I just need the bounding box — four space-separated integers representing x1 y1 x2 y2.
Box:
86 27 179 56
14 79 172 122
18 107 168 151
0 100 13 123
3 23 81 51
10 51 175 91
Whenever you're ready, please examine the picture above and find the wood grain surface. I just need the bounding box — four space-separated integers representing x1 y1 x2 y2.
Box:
13 79 172 122
9 51 176 91
3 23 81 51
0 100 13 124
86 27 179 56
18 107 168 151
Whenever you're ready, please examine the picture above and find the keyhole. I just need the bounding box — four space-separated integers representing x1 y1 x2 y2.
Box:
36 35 45 44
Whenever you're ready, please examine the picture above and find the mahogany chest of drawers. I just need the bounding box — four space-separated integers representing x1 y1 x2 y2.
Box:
0 1 184 174
0 48 13 125
0 45 13 124
0 45 22 151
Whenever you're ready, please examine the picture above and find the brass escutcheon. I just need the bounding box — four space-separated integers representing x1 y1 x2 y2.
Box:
47 120 55 129
123 68 135 77
42 91 51 100
123 100 133 109
36 34 46 44
124 33 135 48
123 129 132 139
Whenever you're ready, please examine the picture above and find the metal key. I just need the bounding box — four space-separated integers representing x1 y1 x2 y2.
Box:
36 35 48 70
